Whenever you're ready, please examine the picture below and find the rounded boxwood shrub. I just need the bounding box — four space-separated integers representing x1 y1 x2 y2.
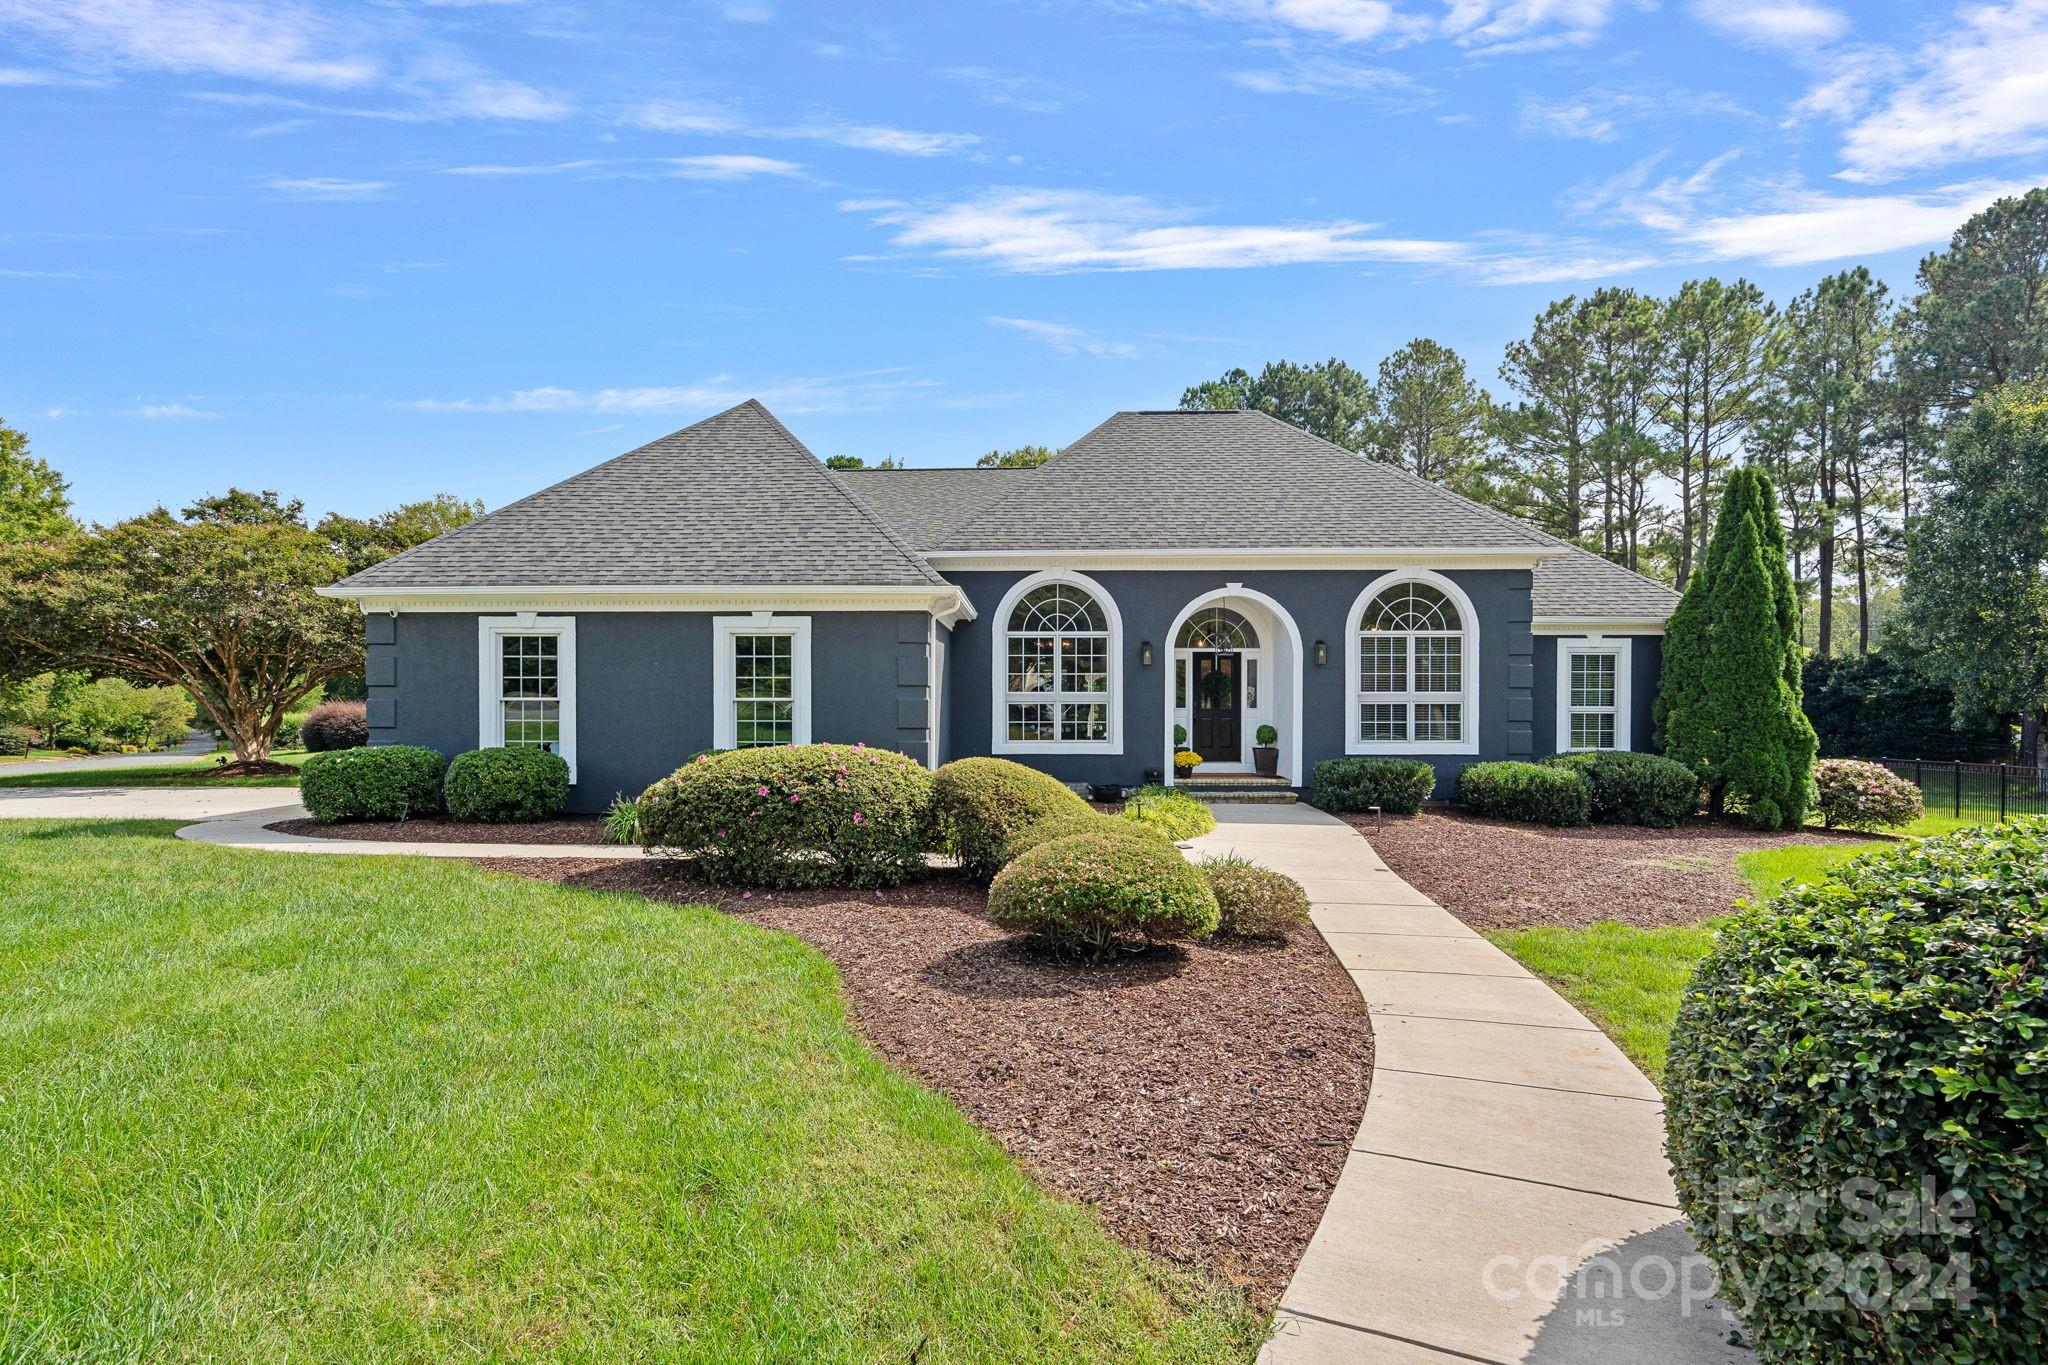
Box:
1306 757 1436 814
0 725 33 757
1544 750 1700 827
988 832 1220 958
1121 784 1216 841
932 756 1093 881
1201 855 1310 939
997 810 1165 866
299 745 446 823
1666 820 2048 1363
299 699 369 753
639 742 935 888
443 746 570 823
1811 757 1925 832
1456 760 1590 826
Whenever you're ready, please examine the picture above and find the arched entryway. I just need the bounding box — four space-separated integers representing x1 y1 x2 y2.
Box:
1161 587 1304 786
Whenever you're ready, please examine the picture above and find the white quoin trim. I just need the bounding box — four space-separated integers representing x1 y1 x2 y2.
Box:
1160 587 1304 790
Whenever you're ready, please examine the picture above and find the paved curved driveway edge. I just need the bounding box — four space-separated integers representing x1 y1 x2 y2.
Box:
177 806 648 859
1184 804 1746 1365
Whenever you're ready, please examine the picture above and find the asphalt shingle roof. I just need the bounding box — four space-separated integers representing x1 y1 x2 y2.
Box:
333 400 945 590
930 409 1557 552
833 466 1037 547
1531 547 1682 619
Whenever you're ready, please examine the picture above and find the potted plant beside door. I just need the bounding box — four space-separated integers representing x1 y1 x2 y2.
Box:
1253 724 1280 777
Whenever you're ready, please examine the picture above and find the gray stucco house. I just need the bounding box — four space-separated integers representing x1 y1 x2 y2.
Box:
322 399 1680 812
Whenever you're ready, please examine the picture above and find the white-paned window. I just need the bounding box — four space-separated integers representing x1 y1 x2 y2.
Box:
1344 573 1480 756
477 616 577 781
714 615 812 750
992 572 1122 754
1558 638 1632 752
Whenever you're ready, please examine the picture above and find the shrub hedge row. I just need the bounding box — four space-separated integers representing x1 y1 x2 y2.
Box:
931 757 1093 882
1456 761 1591 826
1306 758 1436 814
444 747 571 823
300 745 447 822
1543 750 1699 827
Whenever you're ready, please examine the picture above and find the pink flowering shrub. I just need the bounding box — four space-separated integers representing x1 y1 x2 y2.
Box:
637 742 935 887
1811 758 1924 832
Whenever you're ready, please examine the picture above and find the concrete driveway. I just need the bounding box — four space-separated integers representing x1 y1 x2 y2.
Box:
2 733 218 776
0 787 301 821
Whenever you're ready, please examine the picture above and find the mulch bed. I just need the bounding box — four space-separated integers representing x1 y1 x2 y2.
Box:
208 760 300 778
1347 807 1876 930
475 859 1373 1304
268 816 608 845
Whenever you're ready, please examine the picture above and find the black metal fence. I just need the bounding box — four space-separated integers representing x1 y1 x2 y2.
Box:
1856 757 2048 824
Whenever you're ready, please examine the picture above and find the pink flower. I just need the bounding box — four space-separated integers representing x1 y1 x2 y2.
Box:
852 812 865 824
757 786 769 797
742 891 752 899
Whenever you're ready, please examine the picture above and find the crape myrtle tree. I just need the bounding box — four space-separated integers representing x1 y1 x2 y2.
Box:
1655 468 1816 826
1902 382 2048 789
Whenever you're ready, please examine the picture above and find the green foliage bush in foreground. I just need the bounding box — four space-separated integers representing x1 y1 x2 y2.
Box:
1457 761 1590 827
443 747 571 823
300 745 446 822
640 743 934 888
933 757 1093 881
1810 758 1925 832
0 725 32 757
1306 757 1436 814
1666 820 2048 1363
299 699 369 753
601 793 641 846
1200 856 1310 939
1544 750 1699 827
1121 785 1216 841
988 832 1220 958
998 811 1165 866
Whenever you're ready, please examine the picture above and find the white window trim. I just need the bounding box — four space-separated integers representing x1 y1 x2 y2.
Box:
477 614 578 783
713 613 813 750
990 569 1123 755
1556 636 1633 753
1343 569 1481 756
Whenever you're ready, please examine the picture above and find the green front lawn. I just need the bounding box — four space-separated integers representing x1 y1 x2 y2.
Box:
0 821 1257 1362
0 752 305 789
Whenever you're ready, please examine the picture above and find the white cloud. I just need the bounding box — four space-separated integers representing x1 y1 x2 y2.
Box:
0 0 376 86
986 316 1142 359
1440 0 1623 54
1518 96 1616 141
846 188 1466 273
1170 0 1621 50
1689 0 1847 48
137 401 217 419
263 176 390 201
940 66 1074 114
440 154 802 180
441 159 615 176
0 65 106 86
668 154 804 180
1673 179 2035 264
1837 1 2048 182
1519 85 1755 141
628 99 977 156
1226 56 1437 107
403 370 942 415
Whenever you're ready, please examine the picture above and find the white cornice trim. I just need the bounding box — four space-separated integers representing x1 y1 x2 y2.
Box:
1532 616 1668 636
322 582 977 624
924 547 1563 572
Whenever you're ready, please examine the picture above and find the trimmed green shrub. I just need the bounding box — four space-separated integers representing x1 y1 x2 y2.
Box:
1666 820 2048 1363
997 810 1165 866
1457 761 1590 826
1307 757 1436 814
299 699 369 753
1811 757 1924 832
443 746 570 823
300 745 446 823
601 793 641 846
988 832 1220 958
0 725 32 757
1544 750 1699 827
1254 723 1278 745
639 742 935 888
1121 785 1216 841
932 757 1093 881
1201 856 1310 939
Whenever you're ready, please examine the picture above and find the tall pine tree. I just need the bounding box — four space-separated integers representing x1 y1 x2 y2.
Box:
1655 467 1816 827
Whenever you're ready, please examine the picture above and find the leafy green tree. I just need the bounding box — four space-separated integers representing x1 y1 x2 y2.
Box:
1902 382 2048 787
1651 279 1774 589
1902 187 2048 412
1582 288 1666 570
317 493 483 576
182 488 306 527
971 447 1049 468
1361 338 1497 495
1656 468 1815 826
0 512 359 765
1180 358 1377 450
0 417 78 544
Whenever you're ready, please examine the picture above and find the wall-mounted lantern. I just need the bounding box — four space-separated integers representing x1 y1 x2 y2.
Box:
1314 639 1329 667
1140 641 1154 666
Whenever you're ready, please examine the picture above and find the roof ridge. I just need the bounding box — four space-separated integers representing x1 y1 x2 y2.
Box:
745 402 949 588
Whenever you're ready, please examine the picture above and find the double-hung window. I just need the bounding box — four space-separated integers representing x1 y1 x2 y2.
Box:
713 615 812 750
1558 638 1632 752
477 616 577 781
994 573 1121 753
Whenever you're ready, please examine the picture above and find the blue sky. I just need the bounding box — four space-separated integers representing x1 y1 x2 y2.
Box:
5 0 2046 525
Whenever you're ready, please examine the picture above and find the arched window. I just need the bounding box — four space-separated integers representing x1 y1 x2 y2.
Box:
1346 575 1477 753
998 576 1117 748
1175 606 1254 651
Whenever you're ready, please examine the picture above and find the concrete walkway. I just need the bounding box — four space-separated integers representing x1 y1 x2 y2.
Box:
178 804 644 859
1185 804 1744 1365
0 786 306 822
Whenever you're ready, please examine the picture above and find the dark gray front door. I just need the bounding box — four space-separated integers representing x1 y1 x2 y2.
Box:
1191 652 1241 762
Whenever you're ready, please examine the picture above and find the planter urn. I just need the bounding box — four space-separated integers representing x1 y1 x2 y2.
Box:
1253 745 1279 777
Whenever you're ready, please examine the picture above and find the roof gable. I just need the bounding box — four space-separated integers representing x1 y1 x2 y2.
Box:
334 400 944 591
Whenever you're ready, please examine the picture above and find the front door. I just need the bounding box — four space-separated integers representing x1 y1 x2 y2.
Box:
1191 651 1241 763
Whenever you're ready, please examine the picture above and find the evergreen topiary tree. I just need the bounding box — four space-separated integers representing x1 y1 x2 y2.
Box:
1655 468 1816 827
